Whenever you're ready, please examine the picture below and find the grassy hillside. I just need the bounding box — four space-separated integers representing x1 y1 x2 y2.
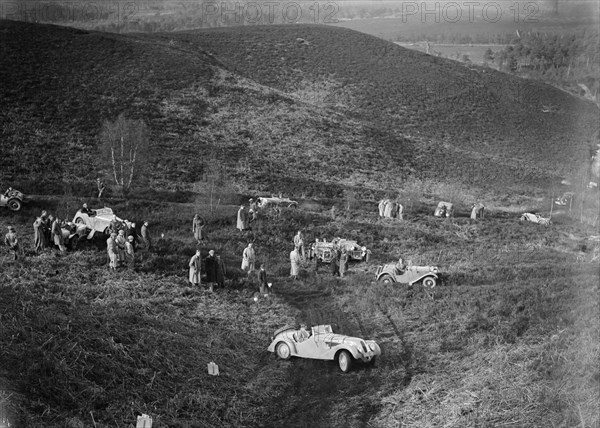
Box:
1 20 598 197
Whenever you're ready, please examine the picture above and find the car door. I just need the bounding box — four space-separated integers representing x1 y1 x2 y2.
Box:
295 333 322 358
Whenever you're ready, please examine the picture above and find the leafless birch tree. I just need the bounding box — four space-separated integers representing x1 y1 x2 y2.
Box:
100 114 149 198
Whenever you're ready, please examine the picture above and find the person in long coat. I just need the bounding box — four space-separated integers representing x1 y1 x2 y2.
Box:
241 243 256 276
4 226 19 260
193 214 205 243
41 211 51 244
293 231 305 259
33 216 48 252
216 255 226 288
258 263 268 294
51 217 66 252
339 248 349 278
106 232 118 270
237 206 249 231
189 249 201 286
124 235 135 269
115 229 127 266
290 247 301 280
204 250 218 292
252 208 264 234
330 247 339 277
141 221 151 250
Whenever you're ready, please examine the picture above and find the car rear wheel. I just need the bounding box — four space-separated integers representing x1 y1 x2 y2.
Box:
7 198 21 211
338 350 352 373
276 342 291 360
378 274 393 285
422 276 437 288
288 203 297 209
75 217 84 224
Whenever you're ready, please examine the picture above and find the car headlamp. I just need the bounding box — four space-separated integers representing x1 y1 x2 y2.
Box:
369 343 375 351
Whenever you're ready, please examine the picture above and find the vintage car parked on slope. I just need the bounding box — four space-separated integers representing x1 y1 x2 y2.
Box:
376 262 440 288
0 187 25 211
309 238 371 264
72 207 130 236
256 196 298 209
268 324 381 373
520 212 552 226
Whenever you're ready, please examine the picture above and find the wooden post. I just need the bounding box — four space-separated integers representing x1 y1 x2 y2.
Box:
549 192 554 219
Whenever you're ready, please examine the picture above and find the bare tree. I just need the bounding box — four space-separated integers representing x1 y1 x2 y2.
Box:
100 114 149 198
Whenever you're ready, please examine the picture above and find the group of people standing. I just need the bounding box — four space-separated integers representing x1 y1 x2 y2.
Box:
236 199 264 233
188 248 227 292
32 210 68 253
289 231 349 279
105 219 151 271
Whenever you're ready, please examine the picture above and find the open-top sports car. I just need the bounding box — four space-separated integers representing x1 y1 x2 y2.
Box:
72 207 130 237
268 324 381 372
256 196 298 209
310 238 371 264
520 212 552 227
376 263 440 288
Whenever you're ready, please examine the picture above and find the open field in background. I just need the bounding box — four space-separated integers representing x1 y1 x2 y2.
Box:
0 188 598 427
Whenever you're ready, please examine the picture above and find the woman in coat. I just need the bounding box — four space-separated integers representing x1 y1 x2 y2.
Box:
125 236 135 270
189 249 201 286
237 206 249 231
51 217 66 252
290 247 301 280
115 229 127 266
241 243 256 276
193 214 205 243
33 216 48 252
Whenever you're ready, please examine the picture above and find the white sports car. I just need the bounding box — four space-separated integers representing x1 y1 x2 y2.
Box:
256 196 298 209
72 207 130 236
268 324 381 372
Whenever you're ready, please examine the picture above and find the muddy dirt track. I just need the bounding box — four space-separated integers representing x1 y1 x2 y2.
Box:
262 274 413 428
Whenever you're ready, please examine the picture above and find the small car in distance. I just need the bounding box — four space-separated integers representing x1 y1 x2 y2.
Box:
520 212 552 227
376 263 440 288
267 324 381 372
310 238 371 264
256 196 298 209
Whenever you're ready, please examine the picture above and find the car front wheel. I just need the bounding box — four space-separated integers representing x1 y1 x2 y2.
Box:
338 350 352 373
422 277 437 288
276 342 291 360
75 217 84 224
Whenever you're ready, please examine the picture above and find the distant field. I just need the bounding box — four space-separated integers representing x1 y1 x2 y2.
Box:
395 43 505 65
331 15 599 42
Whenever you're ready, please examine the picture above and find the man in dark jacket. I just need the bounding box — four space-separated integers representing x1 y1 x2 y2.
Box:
216 255 226 288
205 250 218 292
